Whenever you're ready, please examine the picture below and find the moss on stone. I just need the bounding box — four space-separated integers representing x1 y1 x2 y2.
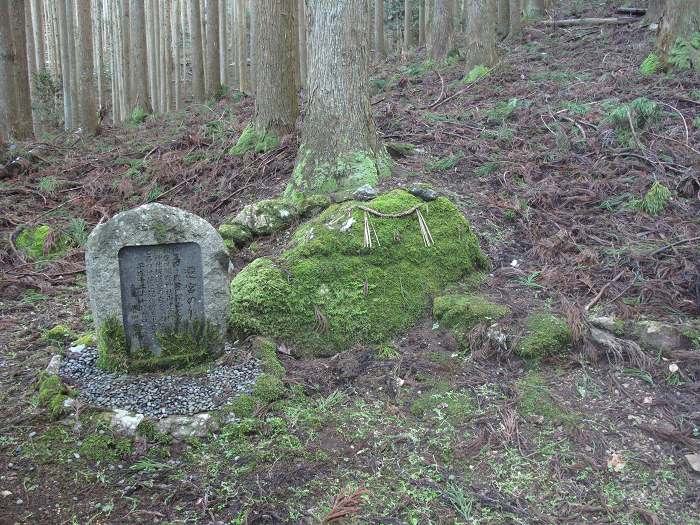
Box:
229 123 279 156
218 223 252 250
284 146 392 204
43 324 74 342
386 142 416 157
96 316 221 373
37 373 70 420
229 190 488 356
298 194 332 218
252 337 285 379
229 394 257 418
16 225 67 260
96 316 130 373
516 314 573 359
136 419 173 445
433 294 510 348
252 374 286 404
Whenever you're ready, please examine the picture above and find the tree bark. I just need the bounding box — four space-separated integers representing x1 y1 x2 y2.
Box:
232 0 298 155
172 0 181 110
206 0 221 97
219 0 227 86
190 0 205 102
235 0 249 93
657 0 700 69
76 0 97 134
374 0 385 58
645 0 664 24
286 0 389 201
508 0 521 39
298 0 307 88
428 0 454 60
497 0 510 39
67 0 80 127
464 0 498 71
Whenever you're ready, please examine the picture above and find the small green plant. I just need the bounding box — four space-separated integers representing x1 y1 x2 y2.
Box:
146 184 164 202
605 97 659 132
560 101 589 115
377 344 400 360
444 482 475 521
693 116 700 129
128 106 149 126
66 217 88 246
429 152 464 172
38 176 59 193
474 162 498 178
668 33 700 71
639 53 660 75
486 98 519 124
463 64 489 83
640 181 671 216
517 271 544 290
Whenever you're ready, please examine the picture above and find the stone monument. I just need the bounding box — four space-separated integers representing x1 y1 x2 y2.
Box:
85 203 229 372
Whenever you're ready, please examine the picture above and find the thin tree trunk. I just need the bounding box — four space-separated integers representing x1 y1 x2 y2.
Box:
146 0 157 112
0 1 14 142
155 0 165 113
67 0 80 128
76 0 97 134
93 1 105 109
464 0 498 71
130 0 150 111
248 0 256 92
403 0 413 52
172 0 181 110
190 0 205 101
30 0 45 70
374 0 385 58
287 0 389 201
298 0 307 88
219 0 227 87
527 0 544 18
235 0 249 93
206 0 221 97
508 0 521 39
418 0 425 46
56 0 73 129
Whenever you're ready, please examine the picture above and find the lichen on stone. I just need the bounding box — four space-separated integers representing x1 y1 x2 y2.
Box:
516 314 573 358
229 189 489 356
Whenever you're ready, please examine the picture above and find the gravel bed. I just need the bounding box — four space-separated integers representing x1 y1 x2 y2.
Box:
59 344 260 418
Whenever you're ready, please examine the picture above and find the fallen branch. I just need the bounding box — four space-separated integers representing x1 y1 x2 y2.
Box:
544 16 639 27
651 236 700 256
615 7 646 16
585 271 625 311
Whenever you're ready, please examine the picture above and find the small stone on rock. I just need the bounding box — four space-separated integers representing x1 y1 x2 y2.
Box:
353 184 378 201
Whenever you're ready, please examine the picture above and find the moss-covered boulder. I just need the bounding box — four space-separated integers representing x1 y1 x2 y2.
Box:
516 314 573 358
229 190 489 356
433 294 510 348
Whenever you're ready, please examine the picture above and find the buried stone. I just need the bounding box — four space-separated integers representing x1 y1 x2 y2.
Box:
86 204 229 372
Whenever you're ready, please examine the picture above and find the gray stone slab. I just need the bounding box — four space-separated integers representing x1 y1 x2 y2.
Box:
86 204 229 362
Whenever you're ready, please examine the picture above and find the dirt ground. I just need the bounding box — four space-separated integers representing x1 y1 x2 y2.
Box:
1 1 699 523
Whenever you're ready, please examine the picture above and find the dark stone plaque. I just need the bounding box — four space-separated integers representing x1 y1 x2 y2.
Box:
118 242 205 355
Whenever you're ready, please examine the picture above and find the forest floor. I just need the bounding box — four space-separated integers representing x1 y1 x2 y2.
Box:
1 1 700 524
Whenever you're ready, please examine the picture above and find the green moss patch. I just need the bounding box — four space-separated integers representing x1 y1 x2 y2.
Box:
252 337 285 379
229 123 279 156
516 314 573 359
96 316 222 373
37 373 71 420
284 146 392 204
409 382 475 423
79 433 133 463
229 190 488 356
15 225 68 260
43 324 73 342
252 374 286 404
433 294 510 348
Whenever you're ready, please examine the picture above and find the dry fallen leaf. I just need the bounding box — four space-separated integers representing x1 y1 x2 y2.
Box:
607 452 625 472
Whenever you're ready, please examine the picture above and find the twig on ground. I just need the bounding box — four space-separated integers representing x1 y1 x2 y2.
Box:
585 271 625 311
